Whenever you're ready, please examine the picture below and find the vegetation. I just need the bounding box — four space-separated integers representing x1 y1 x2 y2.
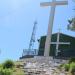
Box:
3 60 14 69
67 18 75 31
60 58 75 75
67 0 75 31
64 64 70 71
69 57 75 63
0 60 24 75
0 68 12 75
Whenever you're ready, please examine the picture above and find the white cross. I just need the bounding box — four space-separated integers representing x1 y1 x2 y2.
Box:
40 0 68 57
51 31 70 56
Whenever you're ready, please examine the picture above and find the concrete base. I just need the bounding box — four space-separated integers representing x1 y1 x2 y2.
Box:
20 56 54 64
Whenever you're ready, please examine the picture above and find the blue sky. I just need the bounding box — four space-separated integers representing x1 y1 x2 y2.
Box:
0 0 75 62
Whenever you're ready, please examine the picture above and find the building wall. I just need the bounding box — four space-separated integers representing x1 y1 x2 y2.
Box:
38 33 75 58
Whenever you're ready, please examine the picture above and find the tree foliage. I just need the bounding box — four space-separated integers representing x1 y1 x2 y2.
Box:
67 0 75 31
67 18 75 31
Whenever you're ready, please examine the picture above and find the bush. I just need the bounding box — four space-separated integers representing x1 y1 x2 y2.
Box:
0 68 12 75
64 64 70 71
70 62 75 73
69 57 75 64
60 64 64 68
3 60 14 69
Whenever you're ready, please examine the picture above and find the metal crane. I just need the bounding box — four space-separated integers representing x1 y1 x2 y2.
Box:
28 21 37 55
22 21 37 57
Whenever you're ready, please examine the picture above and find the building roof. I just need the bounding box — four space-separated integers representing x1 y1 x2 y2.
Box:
40 32 75 39
52 32 75 39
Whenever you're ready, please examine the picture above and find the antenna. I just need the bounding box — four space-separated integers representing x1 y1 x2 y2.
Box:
28 21 37 55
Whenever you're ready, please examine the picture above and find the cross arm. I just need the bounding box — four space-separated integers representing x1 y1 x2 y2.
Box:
40 1 68 7
40 2 54 6
58 42 70 45
51 42 70 45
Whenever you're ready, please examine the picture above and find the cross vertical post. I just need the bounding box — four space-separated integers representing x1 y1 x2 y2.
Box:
55 29 60 56
40 0 68 57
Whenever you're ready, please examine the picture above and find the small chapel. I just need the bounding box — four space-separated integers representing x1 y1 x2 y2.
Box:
38 33 75 58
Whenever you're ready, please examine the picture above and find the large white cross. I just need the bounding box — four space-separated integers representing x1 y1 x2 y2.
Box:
51 31 70 56
40 0 68 57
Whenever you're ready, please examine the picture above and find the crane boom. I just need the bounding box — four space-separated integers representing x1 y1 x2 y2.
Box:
28 21 37 55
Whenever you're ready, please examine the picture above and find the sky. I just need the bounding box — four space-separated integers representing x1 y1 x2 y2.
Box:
0 0 75 62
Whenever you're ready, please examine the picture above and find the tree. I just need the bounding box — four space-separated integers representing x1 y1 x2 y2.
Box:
67 18 75 31
67 0 75 31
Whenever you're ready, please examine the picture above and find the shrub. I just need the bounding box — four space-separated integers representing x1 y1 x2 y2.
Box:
60 64 64 68
3 60 14 69
69 57 75 64
0 68 12 75
70 62 75 73
0 64 3 68
64 64 70 71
